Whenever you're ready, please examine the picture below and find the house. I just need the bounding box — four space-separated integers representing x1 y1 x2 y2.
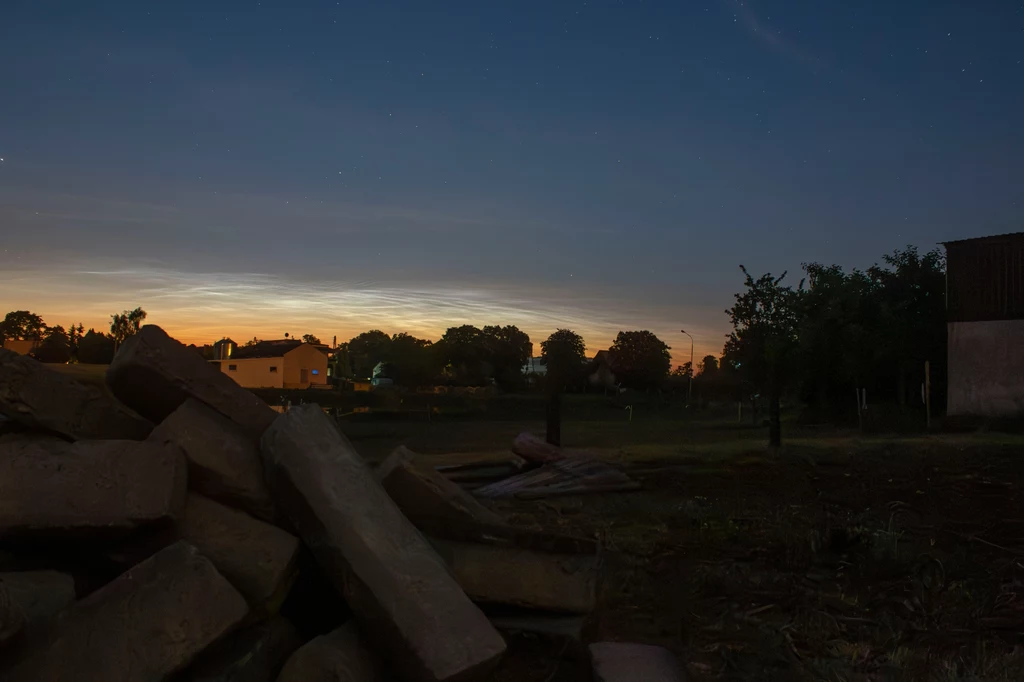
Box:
522 357 547 375
215 339 328 389
943 231 1024 417
587 350 617 391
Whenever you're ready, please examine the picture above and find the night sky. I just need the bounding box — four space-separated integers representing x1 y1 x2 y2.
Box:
1 1 1021 360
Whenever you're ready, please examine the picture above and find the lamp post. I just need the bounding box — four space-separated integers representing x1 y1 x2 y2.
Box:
680 329 694 405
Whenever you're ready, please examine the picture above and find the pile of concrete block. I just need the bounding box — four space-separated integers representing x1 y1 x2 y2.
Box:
0 325 681 681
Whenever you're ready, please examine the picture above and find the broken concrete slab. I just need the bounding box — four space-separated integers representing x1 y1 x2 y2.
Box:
473 455 639 499
177 493 299 611
276 623 382 682
261 405 506 682
0 438 186 540
589 642 685 682
430 540 598 614
511 432 564 464
7 541 249 682
106 325 277 441
377 446 505 537
150 399 275 521
0 571 75 635
0 348 152 441
177 616 302 682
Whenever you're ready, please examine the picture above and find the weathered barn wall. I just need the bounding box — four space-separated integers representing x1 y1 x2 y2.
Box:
947 319 1024 416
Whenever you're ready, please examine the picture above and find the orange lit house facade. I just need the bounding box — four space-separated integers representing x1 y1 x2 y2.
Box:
214 339 328 389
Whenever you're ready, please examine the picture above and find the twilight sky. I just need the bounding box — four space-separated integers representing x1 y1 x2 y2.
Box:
1 1 1021 361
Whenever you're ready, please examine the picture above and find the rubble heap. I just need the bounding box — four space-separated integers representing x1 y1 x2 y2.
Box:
0 325 682 681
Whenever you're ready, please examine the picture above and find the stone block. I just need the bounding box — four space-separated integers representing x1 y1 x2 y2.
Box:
0 438 186 540
106 325 276 441
277 623 382 682
430 540 597 614
0 571 75 634
177 494 299 610
178 616 302 682
0 348 152 440
7 541 249 682
377 446 504 537
0 581 24 645
589 642 685 682
150 399 275 521
261 405 506 682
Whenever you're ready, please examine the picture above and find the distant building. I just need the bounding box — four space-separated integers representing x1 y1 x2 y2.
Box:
587 350 616 390
213 338 237 360
943 232 1024 417
214 339 328 389
1 339 40 355
522 357 547 375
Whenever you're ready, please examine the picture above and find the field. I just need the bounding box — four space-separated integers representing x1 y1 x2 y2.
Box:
340 405 1024 681
40 369 1024 678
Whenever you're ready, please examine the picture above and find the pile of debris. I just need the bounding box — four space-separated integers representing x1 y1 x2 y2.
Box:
0 325 683 681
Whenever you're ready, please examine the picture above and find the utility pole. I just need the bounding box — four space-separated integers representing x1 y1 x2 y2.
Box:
680 329 694 405
924 360 932 430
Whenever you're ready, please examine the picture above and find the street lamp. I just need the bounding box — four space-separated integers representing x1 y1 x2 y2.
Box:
680 329 694 405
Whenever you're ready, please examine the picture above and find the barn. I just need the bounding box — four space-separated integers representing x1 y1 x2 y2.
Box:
943 232 1024 417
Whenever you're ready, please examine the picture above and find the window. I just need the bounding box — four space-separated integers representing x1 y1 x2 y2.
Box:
269 366 278 373
228 364 237 371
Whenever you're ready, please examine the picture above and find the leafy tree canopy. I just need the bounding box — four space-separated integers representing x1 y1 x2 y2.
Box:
610 330 671 390
1 311 46 341
78 329 115 364
347 329 392 378
32 325 71 364
110 307 147 348
540 329 586 383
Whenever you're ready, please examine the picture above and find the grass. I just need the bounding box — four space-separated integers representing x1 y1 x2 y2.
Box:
334 406 1024 681
46 363 109 386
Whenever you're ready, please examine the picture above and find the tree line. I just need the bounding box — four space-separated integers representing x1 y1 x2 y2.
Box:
0 307 147 364
719 246 946 445
328 326 673 391
4 242 944 439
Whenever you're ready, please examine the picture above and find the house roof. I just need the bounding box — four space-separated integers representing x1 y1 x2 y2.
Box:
231 339 303 359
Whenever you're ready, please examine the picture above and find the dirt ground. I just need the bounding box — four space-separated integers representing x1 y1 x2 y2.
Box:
391 424 1024 681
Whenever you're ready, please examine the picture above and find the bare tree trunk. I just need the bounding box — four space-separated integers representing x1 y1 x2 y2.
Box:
768 392 781 448
546 389 562 447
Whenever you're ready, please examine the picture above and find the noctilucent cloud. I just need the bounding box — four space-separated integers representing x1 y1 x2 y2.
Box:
1 1 1021 359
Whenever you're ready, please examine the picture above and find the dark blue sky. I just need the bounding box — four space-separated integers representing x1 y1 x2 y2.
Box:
1 0 1021 357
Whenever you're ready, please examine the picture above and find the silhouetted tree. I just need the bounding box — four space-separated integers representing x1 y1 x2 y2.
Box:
330 342 352 380
1 311 46 342
868 246 946 407
110 307 147 350
436 325 489 385
243 337 261 347
724 266 802 447
671 363 693 379
347 330 392 378
698 355 719 377
32 325 71 363
387 333 436 386
540 329 586 389
68 323 84 363
301 334 321 345
482 325 532 389
610 330 671 390
78 329 116 364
